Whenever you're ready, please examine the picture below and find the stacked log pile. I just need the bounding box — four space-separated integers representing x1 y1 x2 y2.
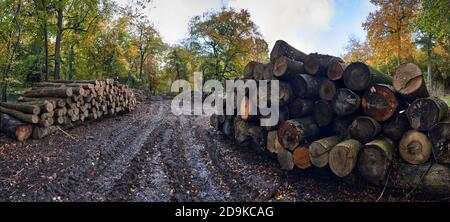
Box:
0 79 137 140
211 40 450 194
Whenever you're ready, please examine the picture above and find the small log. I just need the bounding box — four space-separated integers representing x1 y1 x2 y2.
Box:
357 138 394 186
0 102 41 115
277 149 294 171
313 100 335 127
406 97 448 131
24 87 73 98
288 98 314 118
291 74 322 98
0 113 33 141
292 145 311 169
428 118 450 164
273 56 305 79
267 131 284 154
343 62 392 91
393 63 429 101
349 116 382 143
277 117 320 151
0 106 39 124
399 130 432 164
362 84 398 122
309 136 340 168
270 40 307 63
327 61 348 81
383 113 410 141
19 101 54 113
319 79 337 101
304 53 343 75
332 88 361 116
329 139 362 178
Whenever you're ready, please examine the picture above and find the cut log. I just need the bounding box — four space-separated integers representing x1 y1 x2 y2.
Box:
329 139 362 178
362 84 398 122
267 131 284 154
252 62 266 80
304 53 343 75
332 88 361 116
357 138 395 186
343 62 392 91
406 97 448 131
273 56 305 79
309 136 340 168
248 126 267 151
234 117 250 144
51 80 100 85
19 101 54 113
0 113 33 141
262 106 289 131
244 61 259 79
270 40 307 63
291 74 321 98
32 126 58 139
24 87 73 98
288 98 314 118
258 81 293 107
222 117 235 139
313 100 335 127
0 106 39 124
327 61 348 81
319 79 337 101
277 149 294 171
0 102 41 115
399 130 432 164
393 63 429 101
333 114 358 139
349 116 382 143
277 117 320 151
428 118 450 164
293 146 311 169
239 96 259 122
383 113 410 141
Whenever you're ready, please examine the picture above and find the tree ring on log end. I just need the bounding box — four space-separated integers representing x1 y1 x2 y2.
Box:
343 62 371 91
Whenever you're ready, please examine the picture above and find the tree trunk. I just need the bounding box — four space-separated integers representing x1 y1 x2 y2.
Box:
362 84 399 122
288 98 313 118
383 113 410 141
428 118 450 164
24 87 73 98
329 139 362 178
349 116 382 144
343 62 392 91
313 100 335 127
54 0 63 80
0 102 41 115
0 106 39 124
319 79 338 101
327 62 348 81
406 97 448 131
42 0 49 81
393 63 429 101
357 138 394 186
291 74 322 98
267 130 284 154
309 136 340 168
277 148 294 171
0 113 32 141
277 117 320 151
304 53 343 76
273 56 305 79
293 145 311 169
427 34 433 90
270 40 307 63
332 88 361 116
399 130 432 165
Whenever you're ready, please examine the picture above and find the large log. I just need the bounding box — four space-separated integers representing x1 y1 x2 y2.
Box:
383 113 410 141
291 74 321 98
24 87 73 98
0 102 41 115
19 101 54 113
18 97 65 108
0 106 39 124
32 126 58 139
319 79 337 101
333 114 358 139
309 136 340 168
313 100 335 127
327 61 348 81
273 56 305 79
304 53 343 76
0 113 33 141
332 88 361 116
261 106 289 131
292 145 311 169
349 116 382 143
357 138 395 186
258 81 294 107
270 40 307 63
267 131 284 154
362 84 398 122
428 118 450 164
343 62 392 91
277 149 294 171
393 63 429 101
288 98 314 118
406 97 448 131
399 130 432 165
244 61 259 79
329 139 362 178
277 117 320 151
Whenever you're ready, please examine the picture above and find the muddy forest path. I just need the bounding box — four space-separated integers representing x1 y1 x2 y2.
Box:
0 98 424 201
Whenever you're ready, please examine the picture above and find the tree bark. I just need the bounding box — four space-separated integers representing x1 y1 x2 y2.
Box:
0 106 39 124
428 118 450 164
327 62 348 81
267 131 284 154
406 97 448 131
357 138 394 186
333 114 358 139
24 87 73 98
399 130 432 165
313 100 335 127
332 88 361 116
304 53 343 76
309 136 340 168
277 148 294 171
288 98 313 118
393 63 429 101
0 102 40 115
0 113 32 141
362 84 398 122
349 116 382 144
343 62 392 91
329 139 362 178
270 40 307 63
383 113 410 141
273 56 305 79
277 117 320 151
54 0 64 80
290 74 322 98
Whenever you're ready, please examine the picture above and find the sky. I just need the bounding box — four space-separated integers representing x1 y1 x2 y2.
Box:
115 0 376 56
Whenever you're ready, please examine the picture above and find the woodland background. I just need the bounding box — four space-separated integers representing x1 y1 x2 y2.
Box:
0 0 448 102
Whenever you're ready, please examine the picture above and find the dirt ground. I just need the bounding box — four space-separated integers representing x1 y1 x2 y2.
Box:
0 98 442 202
